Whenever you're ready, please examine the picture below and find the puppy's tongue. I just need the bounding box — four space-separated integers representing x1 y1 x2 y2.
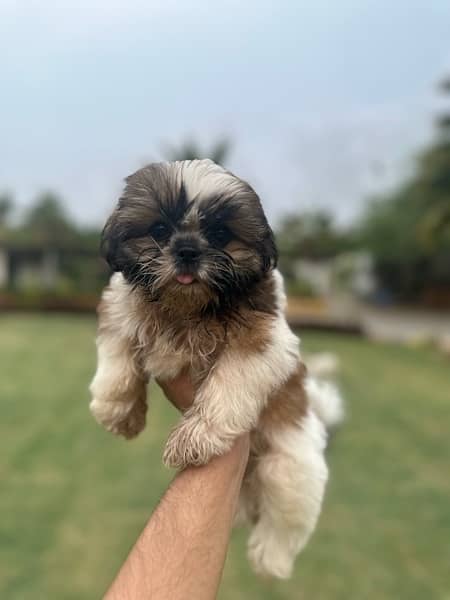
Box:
176 274 194 285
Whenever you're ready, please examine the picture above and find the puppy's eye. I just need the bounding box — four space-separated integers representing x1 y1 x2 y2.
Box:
149 221 171 241
208 226 232 248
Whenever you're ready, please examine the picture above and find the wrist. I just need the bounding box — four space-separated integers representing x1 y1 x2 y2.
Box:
199 433 249 475
178 433 250 495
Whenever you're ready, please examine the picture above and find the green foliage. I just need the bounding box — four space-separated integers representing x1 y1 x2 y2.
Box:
358 78 450 301
21 191 78 245
285 276 317 298
277 211 352 260
0 192 14 227
164 138 231 166
1 315 449 599
276 211 353 282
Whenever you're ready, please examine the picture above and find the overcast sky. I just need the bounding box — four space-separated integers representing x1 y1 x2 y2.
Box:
1 0 449 227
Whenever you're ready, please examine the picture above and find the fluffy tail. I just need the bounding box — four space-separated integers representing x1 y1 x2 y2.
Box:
305 353 345 430
306 352 340 379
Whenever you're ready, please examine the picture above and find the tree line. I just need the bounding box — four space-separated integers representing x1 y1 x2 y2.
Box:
1 82 449 304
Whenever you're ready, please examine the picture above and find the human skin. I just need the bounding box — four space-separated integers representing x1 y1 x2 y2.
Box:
104 374 250 600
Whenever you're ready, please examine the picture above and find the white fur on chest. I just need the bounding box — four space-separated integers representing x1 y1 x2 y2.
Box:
107 270 298 384
143 334 190 380
104 273 189 380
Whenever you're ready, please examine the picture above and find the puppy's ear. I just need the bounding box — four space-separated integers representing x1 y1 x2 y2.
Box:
100 210 123 272
261 224 278 272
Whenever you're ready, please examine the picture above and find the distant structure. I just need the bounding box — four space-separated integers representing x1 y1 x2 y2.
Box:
0 241 101 292
293 252 376 299
0 243 60 290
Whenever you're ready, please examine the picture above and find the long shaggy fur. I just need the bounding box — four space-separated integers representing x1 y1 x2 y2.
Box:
89 159 342 578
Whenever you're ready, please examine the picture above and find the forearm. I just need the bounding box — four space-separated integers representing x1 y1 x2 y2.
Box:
105 435 249 600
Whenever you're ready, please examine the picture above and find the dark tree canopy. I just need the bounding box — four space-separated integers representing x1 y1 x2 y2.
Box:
22 192 77 244
358 76 450 301
277 211 349 261
0 193 14 227
163 138 231 166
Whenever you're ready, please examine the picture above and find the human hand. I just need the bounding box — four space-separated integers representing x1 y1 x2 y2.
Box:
158 370 250 466
156 369 194 413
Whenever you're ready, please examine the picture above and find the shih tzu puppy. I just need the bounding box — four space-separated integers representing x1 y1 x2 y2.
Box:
89 159 343 578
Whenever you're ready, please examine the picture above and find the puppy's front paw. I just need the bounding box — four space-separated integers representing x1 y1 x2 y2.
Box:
163 414 232 469
90 397 147 440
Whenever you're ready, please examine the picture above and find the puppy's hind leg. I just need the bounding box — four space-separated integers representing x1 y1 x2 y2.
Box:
247 411 328 579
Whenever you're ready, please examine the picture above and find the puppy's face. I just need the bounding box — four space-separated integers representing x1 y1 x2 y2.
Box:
102 160 277 310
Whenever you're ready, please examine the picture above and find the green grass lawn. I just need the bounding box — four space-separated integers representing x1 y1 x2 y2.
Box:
1 314 449 599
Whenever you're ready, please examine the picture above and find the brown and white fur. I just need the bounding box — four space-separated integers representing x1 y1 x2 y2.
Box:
89 159 342 578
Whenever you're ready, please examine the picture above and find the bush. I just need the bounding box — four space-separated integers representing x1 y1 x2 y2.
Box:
285 277 317 298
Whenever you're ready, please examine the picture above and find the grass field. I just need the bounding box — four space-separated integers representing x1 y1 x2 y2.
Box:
1 314 449 599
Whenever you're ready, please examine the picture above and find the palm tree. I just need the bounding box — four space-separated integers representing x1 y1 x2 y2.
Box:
163 138 231 166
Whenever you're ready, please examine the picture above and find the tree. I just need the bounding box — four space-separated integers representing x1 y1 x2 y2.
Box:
0 193 13 227
358 76 450 302
163 138 231 166
276 210 352 286
21 191 77 244
277 211 348 260
414 77 450 245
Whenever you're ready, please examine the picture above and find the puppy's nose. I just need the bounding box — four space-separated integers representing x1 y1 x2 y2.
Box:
176 245 200 262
